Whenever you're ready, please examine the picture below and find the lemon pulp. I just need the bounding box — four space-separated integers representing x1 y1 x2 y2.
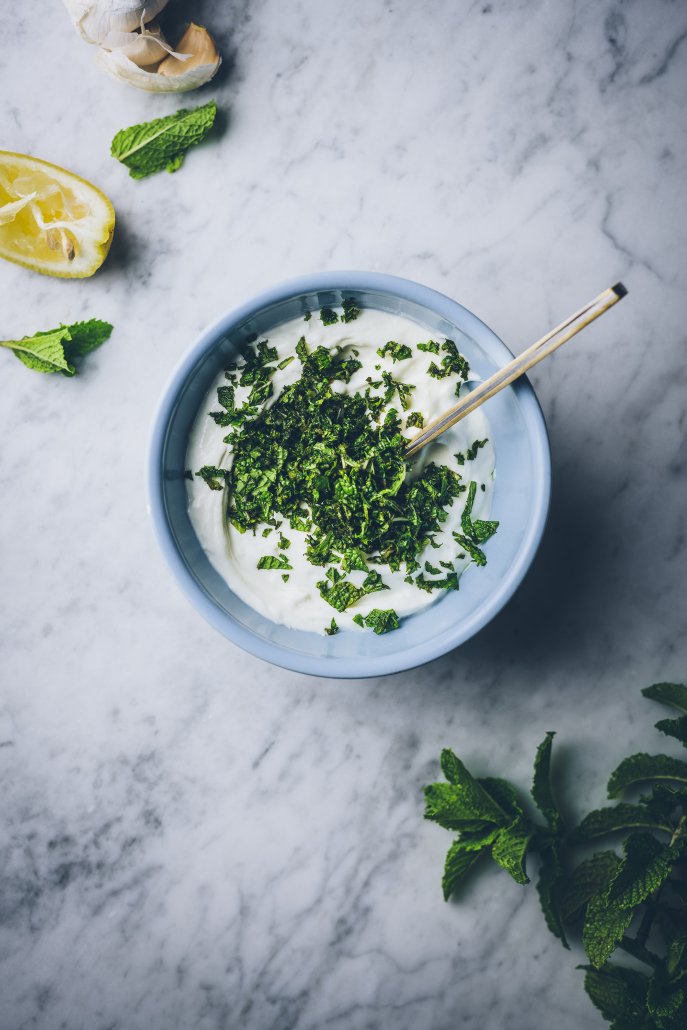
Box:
0 151 115 278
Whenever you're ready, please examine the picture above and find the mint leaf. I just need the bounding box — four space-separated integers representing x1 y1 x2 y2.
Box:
605 832 675 909
537 843 569 947
362 608 399 634
316 578 364 612
257 554 292 570
377 340 412 363
424 751 508 828
111 100 217 179
62 319 113 358
582 890 636 968
341 298 360 323
576 803 674 839
560 852 621 923
581 963 650 1022
491 821 532 884
1 319 113 376
608 753 687 798
477 777 524 820
647 975 684 1018
642 682 687 714
532 732 562 832
656 716 687 747
197 466 227 491
442 829 498 900
324 618 339 636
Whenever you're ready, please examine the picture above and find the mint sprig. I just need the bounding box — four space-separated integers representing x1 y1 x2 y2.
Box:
0 319 113 375
111 100 217 180
424 683 687 1028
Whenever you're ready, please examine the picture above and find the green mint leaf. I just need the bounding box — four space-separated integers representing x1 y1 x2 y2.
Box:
424 751 508 828
405 411 424 429
537 843 569 947
1 319 113 375
441 830 498 901
452 533 487 566
361 570 389 595
257 554 292 570
605 831 675 909
319 306 338 325
352 613 365 627
1 327 74 374
417 340 440 353
466 438 487 461
560 851 621 923
316 578 364 612
646 975 684 1019
531 731 562 832
655 716 687 747
111 100 217 179
61 319 113 359
582 890 636 969
575 803 674 840
377 340 413 362
341 298 360 323
362 608 399 634
667 932 687 977
490 821 532 884
324 618 339 636
476 777 525 821
607 753 687 798
196 466 227 491
642 682 687 714
580 963 650 1023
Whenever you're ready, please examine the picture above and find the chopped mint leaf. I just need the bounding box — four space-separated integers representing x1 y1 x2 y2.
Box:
406 411 424 429
281 573 290 582
196 466 227 491
342 298 361 322
466 438 488 461
317 578 364 612
417 340 440 353
325 618 339 635
362 570 389 594
425 561 441 575
257 554 292 570
427 339 470 381
1 319 113 376
320 307 339 326
296 336 308 362
278 355 295 370
377 340 413 363
363 608 400 634
278 533 291 550
453 533 487 566
303 311 312 322
352 614 365 627
111 100 217 179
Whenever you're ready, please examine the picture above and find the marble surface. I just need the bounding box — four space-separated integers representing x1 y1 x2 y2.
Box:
1 1 686 1027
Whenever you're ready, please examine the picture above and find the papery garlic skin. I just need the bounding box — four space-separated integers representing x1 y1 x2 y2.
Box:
63 0 169 45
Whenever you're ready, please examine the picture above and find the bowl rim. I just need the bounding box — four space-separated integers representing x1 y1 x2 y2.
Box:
147 271 551 678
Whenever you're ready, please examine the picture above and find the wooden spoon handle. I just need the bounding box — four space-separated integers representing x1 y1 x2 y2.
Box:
404 283 627 459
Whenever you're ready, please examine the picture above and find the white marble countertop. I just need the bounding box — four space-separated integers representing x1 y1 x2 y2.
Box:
2 2 686 1028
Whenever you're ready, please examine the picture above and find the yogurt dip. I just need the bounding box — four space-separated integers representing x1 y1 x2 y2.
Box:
186 303 497 634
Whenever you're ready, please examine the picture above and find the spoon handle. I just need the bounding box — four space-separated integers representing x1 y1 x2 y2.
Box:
404 282 627 459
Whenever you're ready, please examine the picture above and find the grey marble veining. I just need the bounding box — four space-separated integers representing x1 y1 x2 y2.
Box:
1 1 686 1028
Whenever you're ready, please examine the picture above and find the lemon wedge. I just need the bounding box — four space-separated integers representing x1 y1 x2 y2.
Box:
0 151 115 278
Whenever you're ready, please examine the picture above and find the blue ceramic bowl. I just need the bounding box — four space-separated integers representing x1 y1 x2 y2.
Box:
148 272 550 678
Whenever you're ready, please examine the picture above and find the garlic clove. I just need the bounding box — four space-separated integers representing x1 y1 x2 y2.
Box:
157 23 220 78
63 0 169 45
100 22 186 67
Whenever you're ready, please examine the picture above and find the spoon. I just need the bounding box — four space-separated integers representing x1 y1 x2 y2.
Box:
404 282 627 459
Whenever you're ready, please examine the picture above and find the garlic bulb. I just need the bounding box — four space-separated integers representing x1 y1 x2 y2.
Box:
64 2 221 93
63 0 169 46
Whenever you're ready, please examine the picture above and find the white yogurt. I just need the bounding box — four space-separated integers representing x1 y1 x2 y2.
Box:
186 306 496 633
